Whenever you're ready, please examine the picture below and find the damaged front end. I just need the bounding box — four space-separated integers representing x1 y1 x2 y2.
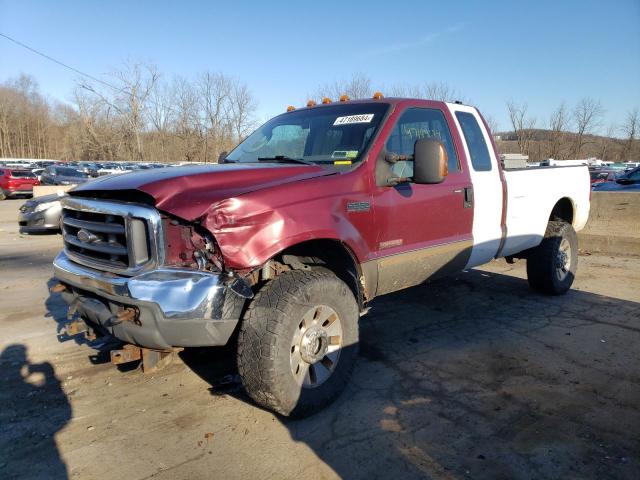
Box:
53 196 253 351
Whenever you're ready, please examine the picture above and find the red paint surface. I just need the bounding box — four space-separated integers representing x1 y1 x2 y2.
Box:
70 99 482 271
0 169 40 194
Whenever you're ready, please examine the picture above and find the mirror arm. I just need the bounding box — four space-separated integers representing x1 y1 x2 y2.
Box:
385 152 411 164
385 176 411 187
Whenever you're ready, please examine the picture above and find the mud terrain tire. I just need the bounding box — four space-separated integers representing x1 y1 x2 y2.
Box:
237 268 359 417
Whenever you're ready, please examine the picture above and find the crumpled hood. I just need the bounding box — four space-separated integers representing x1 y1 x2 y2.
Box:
70 163 335 220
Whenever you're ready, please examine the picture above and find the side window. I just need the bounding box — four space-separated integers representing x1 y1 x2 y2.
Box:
385 108 459 179
455 111 492 172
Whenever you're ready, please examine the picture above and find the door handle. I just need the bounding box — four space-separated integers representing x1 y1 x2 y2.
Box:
463 186 474 209
452 188 463 194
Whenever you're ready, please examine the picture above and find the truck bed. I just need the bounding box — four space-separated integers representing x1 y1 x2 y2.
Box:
501 165 591 257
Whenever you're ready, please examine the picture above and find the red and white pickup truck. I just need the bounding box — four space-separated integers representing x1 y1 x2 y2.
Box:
53 96 591 417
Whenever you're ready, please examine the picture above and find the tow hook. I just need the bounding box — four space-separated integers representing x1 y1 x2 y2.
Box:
228 275 254 299
105 307 140 327
110 344 183 373
50 283 68 293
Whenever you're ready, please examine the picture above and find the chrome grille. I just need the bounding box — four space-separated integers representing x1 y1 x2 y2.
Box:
61 197 163 276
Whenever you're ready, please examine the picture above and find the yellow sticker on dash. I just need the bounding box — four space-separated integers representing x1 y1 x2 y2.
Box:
334 160 353 165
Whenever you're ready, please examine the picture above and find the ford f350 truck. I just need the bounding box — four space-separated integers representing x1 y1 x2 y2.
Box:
52 95 590 417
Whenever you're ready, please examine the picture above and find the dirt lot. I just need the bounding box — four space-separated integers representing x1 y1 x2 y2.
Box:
1 198 639 480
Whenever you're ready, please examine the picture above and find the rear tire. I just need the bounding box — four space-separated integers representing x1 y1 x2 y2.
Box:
526 221 578 295
237 268 359 418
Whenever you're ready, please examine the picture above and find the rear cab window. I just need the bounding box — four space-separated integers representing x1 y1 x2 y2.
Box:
455 111 492 171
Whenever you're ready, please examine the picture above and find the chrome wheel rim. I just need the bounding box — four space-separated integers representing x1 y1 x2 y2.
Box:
290 305 342 389
555 238 572 281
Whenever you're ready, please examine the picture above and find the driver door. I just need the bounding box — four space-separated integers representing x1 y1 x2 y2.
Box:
371 106 474 295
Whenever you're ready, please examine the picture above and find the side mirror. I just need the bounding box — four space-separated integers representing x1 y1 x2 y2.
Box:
218 151 229 163
413 139 448 184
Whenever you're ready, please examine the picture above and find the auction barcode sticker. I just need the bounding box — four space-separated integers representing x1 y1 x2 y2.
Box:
333 114 374 126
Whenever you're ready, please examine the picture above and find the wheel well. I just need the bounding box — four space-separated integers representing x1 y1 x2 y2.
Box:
275 240 364 309
549 198 574 225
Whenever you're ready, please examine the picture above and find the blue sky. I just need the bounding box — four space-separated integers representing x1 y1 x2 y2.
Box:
1 0 639 133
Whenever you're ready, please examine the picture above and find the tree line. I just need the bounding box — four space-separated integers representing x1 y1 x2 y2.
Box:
0 63 256 163
505 99 639 161
0 68 638 162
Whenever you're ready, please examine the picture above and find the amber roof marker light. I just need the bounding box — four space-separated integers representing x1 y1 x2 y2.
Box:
306 99 317 107
372 91 384 100
286 105 296 112
339 95 350 102
322 97 332 104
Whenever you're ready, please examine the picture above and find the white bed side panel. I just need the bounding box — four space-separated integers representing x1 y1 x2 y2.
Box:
501 166 591 257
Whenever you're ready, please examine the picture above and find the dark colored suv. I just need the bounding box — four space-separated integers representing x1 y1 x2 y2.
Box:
40 166 89 186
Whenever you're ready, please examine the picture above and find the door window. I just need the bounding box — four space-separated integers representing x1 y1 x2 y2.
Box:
385 108 460 179
455 112 492 172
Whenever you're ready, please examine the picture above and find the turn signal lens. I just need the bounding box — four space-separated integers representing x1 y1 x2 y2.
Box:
339 94 350 102
286 105 296 112
372 91 384 99
322 97 332 104
307 99 317 107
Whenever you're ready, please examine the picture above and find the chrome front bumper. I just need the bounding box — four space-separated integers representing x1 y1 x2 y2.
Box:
53 252 246 349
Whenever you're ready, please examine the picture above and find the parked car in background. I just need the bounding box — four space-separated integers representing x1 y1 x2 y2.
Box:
0 168 40 199
77 162 100 177
97 163 129 176
593 166 640 191
18 193 64 233
40 166 90 185
30 168 46 182
589 169 620 186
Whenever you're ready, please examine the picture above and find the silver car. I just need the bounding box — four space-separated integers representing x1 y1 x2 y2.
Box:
18 193 64 233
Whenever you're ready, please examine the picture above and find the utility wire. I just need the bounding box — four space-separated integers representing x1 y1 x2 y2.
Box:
0 31 184 120
0 31 127 95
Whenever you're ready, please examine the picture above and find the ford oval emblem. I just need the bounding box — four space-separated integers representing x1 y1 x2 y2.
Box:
77 229 99 244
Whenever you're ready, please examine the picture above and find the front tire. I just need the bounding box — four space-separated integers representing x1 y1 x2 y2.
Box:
526 221 578 295
237 268 359 417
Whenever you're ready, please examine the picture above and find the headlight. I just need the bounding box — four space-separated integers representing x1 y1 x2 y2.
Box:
34 201 57 212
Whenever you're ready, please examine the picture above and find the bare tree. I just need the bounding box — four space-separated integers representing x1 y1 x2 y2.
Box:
171 76 202 162
387 81 467 103
78 61 159 160
483 113 499 135
548 102 568 159
506 100 536 156
313 72 373 101
423 82 467 102
199 72 231 162
599 123 617 161
621 107 639 160
387 83 423 98
229 82 256 144
572 97 604 158
147 79 175 162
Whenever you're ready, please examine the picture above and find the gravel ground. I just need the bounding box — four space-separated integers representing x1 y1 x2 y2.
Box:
1 198 639 480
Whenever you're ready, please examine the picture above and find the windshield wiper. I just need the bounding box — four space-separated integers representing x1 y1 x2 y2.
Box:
258 155 315 166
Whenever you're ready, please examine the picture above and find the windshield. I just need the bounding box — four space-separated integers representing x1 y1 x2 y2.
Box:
226 103 389 167
55 167 87 177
